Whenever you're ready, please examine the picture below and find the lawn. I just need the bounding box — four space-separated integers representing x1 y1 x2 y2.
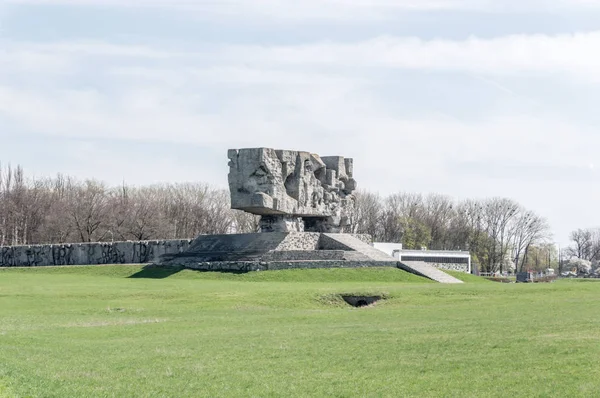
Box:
1 265 600 397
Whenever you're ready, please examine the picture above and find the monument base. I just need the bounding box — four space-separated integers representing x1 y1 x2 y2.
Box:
258 215 348 233
155 232 397 271
259 215 305 232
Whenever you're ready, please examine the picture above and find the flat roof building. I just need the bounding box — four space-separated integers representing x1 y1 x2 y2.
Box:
373 242 471 274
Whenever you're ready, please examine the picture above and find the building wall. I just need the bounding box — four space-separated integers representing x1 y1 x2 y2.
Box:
425 262 469 273
0 240 192 267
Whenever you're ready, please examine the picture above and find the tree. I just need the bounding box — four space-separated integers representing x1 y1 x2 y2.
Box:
566 228 600 262
512 211 550 272
421 194 455 250
398 217 431 249
380 193 425 243
565 258 592 274
66 180 110 242
352 190 383 239
231 210 259 233
479 198 520 273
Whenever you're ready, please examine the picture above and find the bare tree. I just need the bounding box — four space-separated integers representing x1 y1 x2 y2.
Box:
66 180 110 242
42 174 76 244
352 190 383 239
231 210 260 233
380 193 425 243
566 228 600 262
512 211 550 272
478 198 521 273
422 194 455 250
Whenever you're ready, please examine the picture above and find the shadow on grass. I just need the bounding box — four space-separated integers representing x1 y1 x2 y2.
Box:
128 266 183 279
128 266 252 279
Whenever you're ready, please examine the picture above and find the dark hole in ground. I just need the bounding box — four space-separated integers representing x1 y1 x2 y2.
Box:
341 295 382 307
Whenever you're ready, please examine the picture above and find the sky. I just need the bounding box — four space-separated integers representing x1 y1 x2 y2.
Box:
2 0 600 245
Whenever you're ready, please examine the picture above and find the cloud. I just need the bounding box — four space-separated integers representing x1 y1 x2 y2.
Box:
0 0 485 23
2 40 178 58
221 32 600 79
1 33 599 159
8 30 600 80
0 0 493 13
5 0 600 20
0 49 75 75
0 79 593 171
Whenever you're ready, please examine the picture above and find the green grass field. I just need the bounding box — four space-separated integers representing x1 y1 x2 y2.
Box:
1 265 600 397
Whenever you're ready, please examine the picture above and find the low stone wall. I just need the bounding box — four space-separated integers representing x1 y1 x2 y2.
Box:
0 240 192 267
274 232 321 251
263 250 346 261
428 262 469 273
184 260 398 272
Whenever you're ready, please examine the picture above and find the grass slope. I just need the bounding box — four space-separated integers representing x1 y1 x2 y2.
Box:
1 265 431 283
1 266 600 397
443 270 492 283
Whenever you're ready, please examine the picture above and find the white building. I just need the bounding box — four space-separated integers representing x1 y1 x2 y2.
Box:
373 242 472 273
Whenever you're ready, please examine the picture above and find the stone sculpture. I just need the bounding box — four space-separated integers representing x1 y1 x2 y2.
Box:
152 147 404 273
227 148 357 232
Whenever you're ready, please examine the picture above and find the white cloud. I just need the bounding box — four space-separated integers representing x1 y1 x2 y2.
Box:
2 40 178 58
0 49 75 75
4 0 600 20
8 30 600 80
0 0 482 23
0 0 490 13
221 32 600 79
1 33 599 157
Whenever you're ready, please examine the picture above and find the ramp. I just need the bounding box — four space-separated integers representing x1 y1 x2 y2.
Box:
398 261 464 284
320 233 397 263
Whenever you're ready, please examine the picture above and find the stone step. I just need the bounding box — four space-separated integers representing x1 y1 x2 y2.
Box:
158 232 398 268
185 260 400 272
262 250 345 261
398 261 464 284
160 232 321 264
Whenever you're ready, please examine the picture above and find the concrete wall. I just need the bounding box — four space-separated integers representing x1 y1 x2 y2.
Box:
0 240 192 267
426 262 469 273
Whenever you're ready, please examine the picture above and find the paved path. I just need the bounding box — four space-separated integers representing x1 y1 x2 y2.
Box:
398 261 464 284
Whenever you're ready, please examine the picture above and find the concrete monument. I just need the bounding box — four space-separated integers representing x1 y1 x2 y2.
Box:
156 148 398 272
227 148 357 232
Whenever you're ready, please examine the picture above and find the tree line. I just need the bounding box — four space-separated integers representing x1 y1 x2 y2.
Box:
560 228 600 274
0 165 258 246
352 191 552 273
1 164 557 272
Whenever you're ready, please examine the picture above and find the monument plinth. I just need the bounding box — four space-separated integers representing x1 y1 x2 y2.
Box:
156 148 396 271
